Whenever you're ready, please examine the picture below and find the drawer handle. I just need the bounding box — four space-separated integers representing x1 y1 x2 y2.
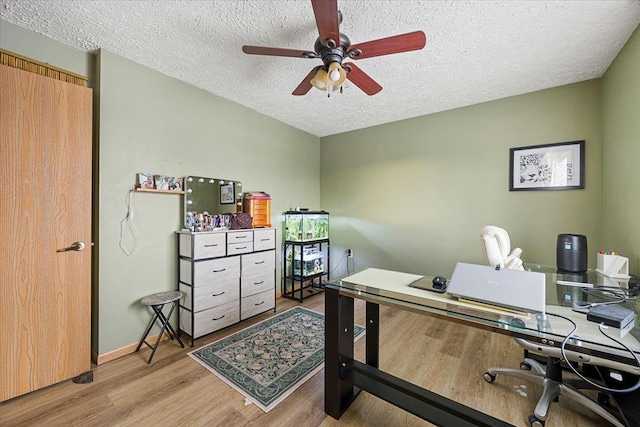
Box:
235 236 247 239
212 291 225 296
212 315 226 321
253 281 264 285
236 246 247 250
260 238 270 241
255 301 265 306
212 268 226 273
255 261 265 264
204 244 218 247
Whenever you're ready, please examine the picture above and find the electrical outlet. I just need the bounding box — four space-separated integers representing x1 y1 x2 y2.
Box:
347 249 353 258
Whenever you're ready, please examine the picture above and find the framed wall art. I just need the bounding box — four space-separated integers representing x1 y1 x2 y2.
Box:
509 140 585 191
220 182 235 204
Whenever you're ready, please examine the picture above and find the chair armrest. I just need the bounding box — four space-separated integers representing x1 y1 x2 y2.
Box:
509 247 523 259
504 255 524 270
514 338 640 376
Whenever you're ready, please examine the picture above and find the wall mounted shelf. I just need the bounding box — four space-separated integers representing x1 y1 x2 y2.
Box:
132 185 184 195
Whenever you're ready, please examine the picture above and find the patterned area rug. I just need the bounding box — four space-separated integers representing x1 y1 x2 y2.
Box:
188 306 365 412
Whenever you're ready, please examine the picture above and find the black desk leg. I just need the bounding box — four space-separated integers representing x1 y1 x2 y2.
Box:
325 287 360 419
366 302 379 368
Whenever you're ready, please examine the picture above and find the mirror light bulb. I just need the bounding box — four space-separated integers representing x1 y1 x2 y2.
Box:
187 200 193 205
198 178 204 182
209 179 215 183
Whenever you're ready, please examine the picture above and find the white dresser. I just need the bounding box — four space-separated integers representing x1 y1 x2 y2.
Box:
177 228 276 345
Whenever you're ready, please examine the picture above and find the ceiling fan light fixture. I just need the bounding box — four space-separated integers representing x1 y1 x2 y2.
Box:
310 68 328 90
327 62 346 85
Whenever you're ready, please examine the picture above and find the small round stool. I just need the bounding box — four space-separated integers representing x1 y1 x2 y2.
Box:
135 290 185 364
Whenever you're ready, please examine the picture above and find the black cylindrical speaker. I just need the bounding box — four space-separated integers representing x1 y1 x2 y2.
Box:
556 234 588 273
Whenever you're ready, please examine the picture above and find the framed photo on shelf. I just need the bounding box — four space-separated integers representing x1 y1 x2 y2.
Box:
509 140 585 191
167 176 183 191
154 175 169 191
220 183 235 204
138 172 154 190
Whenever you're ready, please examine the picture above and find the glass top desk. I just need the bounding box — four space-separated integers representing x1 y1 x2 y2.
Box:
323 265 640 427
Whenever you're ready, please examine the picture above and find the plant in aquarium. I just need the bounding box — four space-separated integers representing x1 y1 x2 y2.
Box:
317 217 328 239
303 218 317 240
285 217 301 241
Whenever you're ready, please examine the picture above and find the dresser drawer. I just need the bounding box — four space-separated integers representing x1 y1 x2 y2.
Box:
241 290 275 320
228 241 253 255
181 256 240 286
241 272 274 297
181 301 240 339
253 229 276 251
180 232 226 260
227 231 253 244
242 250 275 276
180 280 239 311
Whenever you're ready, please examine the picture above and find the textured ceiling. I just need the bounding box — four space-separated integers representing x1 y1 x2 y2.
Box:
2 1 639 137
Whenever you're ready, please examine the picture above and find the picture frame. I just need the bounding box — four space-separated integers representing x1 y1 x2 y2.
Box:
219 183 235 204
509 140 585 191
138 172 154 190
154 175 169 191
167 176 183 191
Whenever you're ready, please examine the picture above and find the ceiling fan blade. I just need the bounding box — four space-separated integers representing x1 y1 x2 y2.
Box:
344 63 382 96
293 66 321 96
311 0 340 48
242 45 319 59
347 31 426 60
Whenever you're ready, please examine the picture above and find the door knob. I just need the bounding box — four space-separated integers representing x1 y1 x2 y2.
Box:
57 241 85 252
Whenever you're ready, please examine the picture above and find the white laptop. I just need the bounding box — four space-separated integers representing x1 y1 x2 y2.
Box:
447 262 546 314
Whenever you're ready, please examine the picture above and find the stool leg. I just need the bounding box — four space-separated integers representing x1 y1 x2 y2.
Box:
146 304 169 364
135 310 160 353
160 301 185 348
145 301 184 363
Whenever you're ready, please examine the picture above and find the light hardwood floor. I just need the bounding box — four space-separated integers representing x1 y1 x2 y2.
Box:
0 295 613 426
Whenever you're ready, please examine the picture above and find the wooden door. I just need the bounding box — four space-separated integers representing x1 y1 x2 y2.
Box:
0 63 93 402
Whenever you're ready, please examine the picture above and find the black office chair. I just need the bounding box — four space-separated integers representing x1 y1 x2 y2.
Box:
483 336 639 426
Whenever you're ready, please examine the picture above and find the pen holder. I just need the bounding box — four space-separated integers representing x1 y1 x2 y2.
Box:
596 253 630 279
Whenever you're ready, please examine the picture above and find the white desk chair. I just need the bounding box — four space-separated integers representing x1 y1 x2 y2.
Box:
480 225 524 270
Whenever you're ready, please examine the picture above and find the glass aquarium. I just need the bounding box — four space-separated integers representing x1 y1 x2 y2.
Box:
284 211 329 242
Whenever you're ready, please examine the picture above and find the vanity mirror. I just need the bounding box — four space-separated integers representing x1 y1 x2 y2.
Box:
184 176 242 229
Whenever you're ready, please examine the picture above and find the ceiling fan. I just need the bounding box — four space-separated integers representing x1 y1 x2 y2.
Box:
242 0 427 97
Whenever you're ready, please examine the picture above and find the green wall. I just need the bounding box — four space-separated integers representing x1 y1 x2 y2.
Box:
601 26 640 274
96 51 320 354
0 20 93 79
321 81 602 278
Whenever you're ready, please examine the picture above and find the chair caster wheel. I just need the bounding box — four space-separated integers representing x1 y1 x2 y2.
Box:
528 414 545 427
483 372 496 383
520 361 531 371
597 392 611 406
